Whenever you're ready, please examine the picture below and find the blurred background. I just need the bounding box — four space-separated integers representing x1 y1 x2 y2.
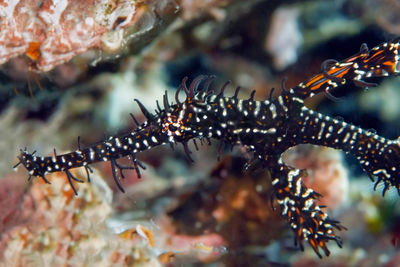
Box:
1 0 400 266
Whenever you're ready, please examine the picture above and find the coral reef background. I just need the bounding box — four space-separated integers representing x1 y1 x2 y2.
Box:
1 0 400 266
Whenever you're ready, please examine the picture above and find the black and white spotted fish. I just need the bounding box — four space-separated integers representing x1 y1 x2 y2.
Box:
15 38 400 257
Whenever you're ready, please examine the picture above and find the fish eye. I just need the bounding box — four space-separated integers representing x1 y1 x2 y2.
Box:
162 115 184 136
169 125 178 132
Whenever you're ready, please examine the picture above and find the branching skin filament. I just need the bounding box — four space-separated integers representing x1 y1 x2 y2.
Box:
15 38 400 257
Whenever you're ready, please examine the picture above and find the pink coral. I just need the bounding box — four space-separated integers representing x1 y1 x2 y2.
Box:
0 0 158 72
0 169 158 266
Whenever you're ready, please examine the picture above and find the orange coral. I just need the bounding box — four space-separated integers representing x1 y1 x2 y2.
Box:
0 169 162 265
